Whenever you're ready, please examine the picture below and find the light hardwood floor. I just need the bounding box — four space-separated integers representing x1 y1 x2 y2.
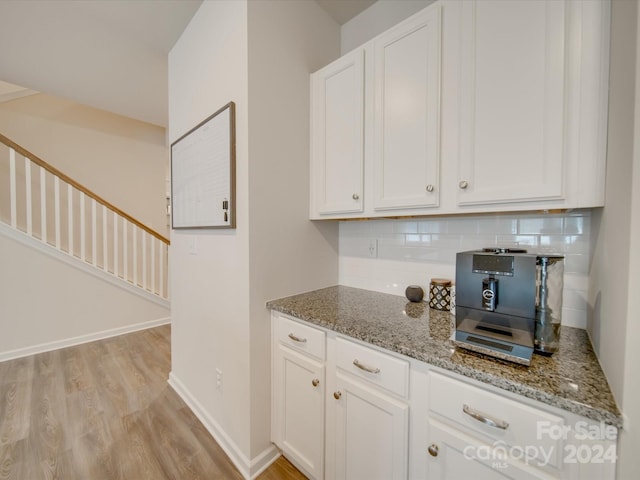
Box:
0 325 306 480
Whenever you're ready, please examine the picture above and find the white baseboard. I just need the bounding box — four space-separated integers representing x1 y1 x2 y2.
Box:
0 317 171 362
168 373 280 480
249 444 282 479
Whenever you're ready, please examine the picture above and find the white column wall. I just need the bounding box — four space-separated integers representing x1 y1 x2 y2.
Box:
168 0 340 474
168 0 253 465
246 0 340 457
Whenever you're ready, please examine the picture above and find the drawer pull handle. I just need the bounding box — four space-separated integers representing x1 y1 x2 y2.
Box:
312 379 320 387
463 404 509 430
288 333 307 343
353 359 380 374
334 391 342 400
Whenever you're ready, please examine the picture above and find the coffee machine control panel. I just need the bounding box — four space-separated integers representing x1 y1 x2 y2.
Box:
456 251 537 318
472 254 515 276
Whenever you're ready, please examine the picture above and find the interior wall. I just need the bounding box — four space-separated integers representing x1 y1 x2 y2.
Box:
0 227 169 359
246 0 340 458
168 0 253 464
0 94 169 235
340 0 433 54
588 0 636 406
618 3 640 472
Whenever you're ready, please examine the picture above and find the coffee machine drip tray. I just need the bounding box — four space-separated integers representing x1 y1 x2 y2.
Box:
453 307 535 366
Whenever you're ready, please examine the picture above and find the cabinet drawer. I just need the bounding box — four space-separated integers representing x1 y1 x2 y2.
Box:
277 313 326 361
335 337 409 398
429 371 564 470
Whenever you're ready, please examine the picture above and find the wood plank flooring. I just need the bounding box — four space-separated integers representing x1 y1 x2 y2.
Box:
0 325 306 480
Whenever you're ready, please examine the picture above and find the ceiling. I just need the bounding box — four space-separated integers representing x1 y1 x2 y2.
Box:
0 0 373 128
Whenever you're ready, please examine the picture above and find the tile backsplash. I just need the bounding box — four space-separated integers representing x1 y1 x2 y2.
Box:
339 210 592 329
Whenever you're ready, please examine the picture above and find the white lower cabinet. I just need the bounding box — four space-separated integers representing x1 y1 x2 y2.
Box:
426 419 542 480
271 312 618 480
424 371 564 479
420 370 617 480
328 337 410 480
331 372 409 480
272 312 326 479
273 344 325 479
272 312 410 480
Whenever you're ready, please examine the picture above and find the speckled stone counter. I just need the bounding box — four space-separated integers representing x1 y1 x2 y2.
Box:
267 285 622 428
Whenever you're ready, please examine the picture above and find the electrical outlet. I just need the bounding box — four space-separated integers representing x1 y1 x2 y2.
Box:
216 368 222 389
368 239 378 258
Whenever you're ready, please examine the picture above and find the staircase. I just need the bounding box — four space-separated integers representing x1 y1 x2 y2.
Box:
0 133 171 362
0 133 169 301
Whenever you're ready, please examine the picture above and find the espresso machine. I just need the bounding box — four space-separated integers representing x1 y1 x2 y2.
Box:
454 248 564 366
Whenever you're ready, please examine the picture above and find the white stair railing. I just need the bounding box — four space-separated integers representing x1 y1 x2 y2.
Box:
0 133 169 300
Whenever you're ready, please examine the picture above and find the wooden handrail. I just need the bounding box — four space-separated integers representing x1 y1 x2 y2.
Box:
0 132 169 245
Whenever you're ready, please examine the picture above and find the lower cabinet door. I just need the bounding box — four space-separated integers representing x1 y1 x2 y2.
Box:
331 372 409 480
426 418 557 480
274 344 325 479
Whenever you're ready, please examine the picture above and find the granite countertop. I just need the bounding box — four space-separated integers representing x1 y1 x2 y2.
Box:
267 285 622 428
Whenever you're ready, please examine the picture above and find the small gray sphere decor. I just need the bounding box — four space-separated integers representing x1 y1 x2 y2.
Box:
405 285 424 303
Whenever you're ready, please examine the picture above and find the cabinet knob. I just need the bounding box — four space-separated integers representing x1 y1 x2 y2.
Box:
333 391 342 400
352 193 360 200
426 184 434 193
428 444 439 457
312 379 320 387
459 180 469 190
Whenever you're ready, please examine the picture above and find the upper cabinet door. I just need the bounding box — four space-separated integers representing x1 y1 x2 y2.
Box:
372 5 442 211
457 0 566 206
310 49 365 217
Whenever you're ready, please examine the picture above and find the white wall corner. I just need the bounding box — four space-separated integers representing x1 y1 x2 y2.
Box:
168 372 280 480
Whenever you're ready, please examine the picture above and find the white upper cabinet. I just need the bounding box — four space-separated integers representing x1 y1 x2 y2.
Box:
310 49 365 217
452 0 610 210
456 0 566 206
310 4 443 219
372 5 442 211
309 0 610 219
